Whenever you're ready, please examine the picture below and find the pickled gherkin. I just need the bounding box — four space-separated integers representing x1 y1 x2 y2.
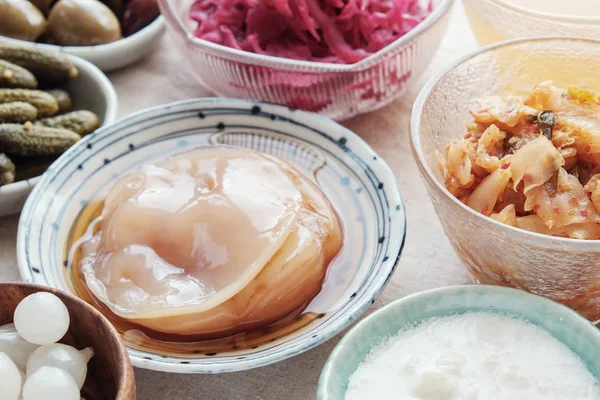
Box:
0 123 80 156
13 155 58 182
0 89 58 117
46 89 72 114
0 60 38 89
0 153 15 186
36 110 99 136
0 46 78 84
0 102 37 123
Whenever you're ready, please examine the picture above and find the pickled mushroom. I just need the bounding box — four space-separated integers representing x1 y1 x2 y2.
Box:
76 147 343 336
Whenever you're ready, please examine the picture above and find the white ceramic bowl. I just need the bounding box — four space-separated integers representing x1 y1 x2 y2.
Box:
0 17 165 71
17 98 406 373
159 0 454 120
0 55 118 217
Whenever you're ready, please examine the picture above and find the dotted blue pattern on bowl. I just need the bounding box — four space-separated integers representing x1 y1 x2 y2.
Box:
17 98 406 373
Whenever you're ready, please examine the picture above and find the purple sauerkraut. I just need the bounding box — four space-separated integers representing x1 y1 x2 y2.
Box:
190 0 433 64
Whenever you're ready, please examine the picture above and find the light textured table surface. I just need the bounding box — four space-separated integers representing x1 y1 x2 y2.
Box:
0 3 478 399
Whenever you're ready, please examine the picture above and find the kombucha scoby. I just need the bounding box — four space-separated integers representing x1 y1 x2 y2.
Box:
74 147 343 337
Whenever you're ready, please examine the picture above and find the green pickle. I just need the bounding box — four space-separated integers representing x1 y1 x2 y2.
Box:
0 89 58 117
0 102 37 123
0 46 78 84
0 123 80 156
29 0 54 15
46 89 72 114
0 60 38 89
0 153 16 186
36 110 100 136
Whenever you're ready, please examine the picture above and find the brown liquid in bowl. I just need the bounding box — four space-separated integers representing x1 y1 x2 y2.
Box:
64 148 346 356
66 201 332 355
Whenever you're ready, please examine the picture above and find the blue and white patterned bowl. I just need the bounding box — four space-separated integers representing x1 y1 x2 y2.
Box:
318 285 600 399
17 98 406 373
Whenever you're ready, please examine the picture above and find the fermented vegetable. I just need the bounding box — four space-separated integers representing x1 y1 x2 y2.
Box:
0 102 38 123
439 82 600 239
0 89 58 117
190 0 432 63
0 123 80 156
0 60 38 89
0 46 78 84
35 110 100 136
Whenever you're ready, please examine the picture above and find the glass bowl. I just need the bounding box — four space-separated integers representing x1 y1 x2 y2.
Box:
462 0 600 46
157 0 455 120
410 37 600 323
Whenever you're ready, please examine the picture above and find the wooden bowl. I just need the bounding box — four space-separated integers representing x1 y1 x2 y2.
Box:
0 283 135 399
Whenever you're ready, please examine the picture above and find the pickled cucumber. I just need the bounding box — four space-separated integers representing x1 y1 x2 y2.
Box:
0 102 37 123
0 89 58 117
0 153 15 186
36 110 100 136
0 123 80 156
0 60 38 89
0 46 78 84
46 89 72 113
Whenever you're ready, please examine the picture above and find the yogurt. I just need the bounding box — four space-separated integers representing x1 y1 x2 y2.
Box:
346 312 600 400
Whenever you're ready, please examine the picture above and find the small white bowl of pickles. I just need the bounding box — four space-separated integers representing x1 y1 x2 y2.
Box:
0 44 118 217
0 0 165 71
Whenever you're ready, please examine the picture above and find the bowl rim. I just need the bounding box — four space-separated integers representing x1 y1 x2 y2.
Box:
470 0 600 23
0 16 165 54
317 284 600 399
0 54 118 202
17 97 407 373
410 36 600 250
0 282 134 399
158 0 455 72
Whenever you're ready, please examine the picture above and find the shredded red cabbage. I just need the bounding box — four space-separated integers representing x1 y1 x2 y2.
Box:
190 0 433 64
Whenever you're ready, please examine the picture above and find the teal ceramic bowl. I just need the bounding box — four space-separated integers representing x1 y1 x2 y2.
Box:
317 285 600 399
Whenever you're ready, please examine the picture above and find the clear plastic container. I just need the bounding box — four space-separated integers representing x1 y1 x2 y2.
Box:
410 37 600 323
157 0 455 120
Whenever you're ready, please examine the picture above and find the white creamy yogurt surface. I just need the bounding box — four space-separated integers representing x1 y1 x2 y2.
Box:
346 312 600 400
